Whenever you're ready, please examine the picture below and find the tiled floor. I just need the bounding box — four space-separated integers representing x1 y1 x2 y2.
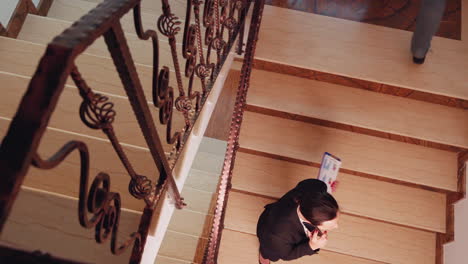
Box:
158 137 227 263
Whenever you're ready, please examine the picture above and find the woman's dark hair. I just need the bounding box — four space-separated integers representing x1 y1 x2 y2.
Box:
295 189 339 226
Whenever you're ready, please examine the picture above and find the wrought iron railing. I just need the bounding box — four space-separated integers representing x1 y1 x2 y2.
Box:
0 0 256 263
203 0 265 263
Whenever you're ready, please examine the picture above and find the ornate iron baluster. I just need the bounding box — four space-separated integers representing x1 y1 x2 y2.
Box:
70 66 154 205
133 4 184 152
159 0 199 131
32 141 142 255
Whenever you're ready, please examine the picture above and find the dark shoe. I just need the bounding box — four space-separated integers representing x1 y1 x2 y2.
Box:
413 56 425 64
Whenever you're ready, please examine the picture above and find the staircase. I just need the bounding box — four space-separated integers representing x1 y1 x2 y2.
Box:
216 4 467 264
0 1 466 263
0 0 246 263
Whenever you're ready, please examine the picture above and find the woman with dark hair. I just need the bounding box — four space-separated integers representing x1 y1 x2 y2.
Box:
257 179 339 263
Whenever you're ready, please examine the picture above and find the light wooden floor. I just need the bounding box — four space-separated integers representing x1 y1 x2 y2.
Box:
158 137 227 264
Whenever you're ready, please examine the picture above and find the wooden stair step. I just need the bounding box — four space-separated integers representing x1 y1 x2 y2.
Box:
224 191 436 264
256 5 468 101
0 36 189 99
17 14 192 68
246 68 468 149
0 187 140 264
47 0 197 43
0 118 155 213
0 72 184 151
232 151 447 233
219 229 385 264
240 111 458 191
84 0 189 23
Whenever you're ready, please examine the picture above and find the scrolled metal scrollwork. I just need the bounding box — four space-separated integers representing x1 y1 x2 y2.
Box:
133 3 187 152
71 66 156 204
79 93 116 130
128 175 153 200
32 141 142 256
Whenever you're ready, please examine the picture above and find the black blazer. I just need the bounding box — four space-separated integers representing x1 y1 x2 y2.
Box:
256 179 326 261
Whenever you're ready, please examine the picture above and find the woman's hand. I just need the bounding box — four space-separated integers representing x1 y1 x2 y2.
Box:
308 230 328 250
331 180 339 192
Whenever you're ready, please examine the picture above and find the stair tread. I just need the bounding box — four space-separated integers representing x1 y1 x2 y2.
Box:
247 68 468 149
0 36 189 99
219 229 385 264
47 0 224 48
48 0 165 38
257 5 468 100
224 191 436 264
0 118 157 212
232 152 447 233
17 14 190 68
240 111 458 191
0 187 140 264
0 72 184 151
83 0 186 21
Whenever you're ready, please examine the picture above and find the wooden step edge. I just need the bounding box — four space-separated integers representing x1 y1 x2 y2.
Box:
49 0 190 25
245 104 465 153
0 35 183 85
26 13 224 52
0 115 168 156
221 228 390 264
0 0 52 38
234 58 468 110
20 185 143 215
444 151 467 244
443 151 468 243
0 72 178 153
237 147 456 196
436 233 445 264
229 188 444 235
